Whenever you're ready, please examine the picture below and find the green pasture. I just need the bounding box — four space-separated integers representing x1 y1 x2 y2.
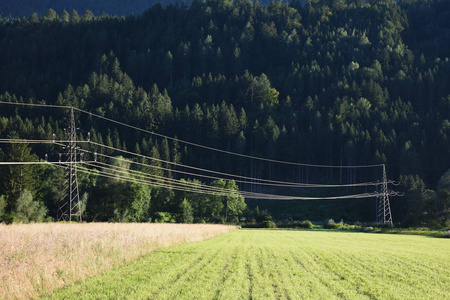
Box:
43 229 450 300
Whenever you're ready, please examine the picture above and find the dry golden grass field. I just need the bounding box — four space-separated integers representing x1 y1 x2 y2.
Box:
0 223 238 300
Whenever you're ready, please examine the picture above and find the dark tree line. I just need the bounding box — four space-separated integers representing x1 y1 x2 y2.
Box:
0 0 449 226
0 0 173 18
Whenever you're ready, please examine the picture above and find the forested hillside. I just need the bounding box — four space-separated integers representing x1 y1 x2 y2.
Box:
0 0 166 18
0 0 274 18
0 0 449 226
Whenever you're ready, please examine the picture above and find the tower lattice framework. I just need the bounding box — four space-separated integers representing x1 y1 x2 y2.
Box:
57 107 82 222
376 164 393 226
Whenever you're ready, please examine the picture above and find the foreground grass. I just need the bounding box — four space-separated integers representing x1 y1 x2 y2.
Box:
0 223 237 300
44 229 450 300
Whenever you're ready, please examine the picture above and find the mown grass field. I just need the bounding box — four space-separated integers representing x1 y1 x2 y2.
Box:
44 229 450 300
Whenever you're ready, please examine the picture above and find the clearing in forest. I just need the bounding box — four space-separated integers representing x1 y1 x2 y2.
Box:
44 229 450 299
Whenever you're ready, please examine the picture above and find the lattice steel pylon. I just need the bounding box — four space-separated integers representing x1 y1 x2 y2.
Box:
376 164 393 226
58 107 82 222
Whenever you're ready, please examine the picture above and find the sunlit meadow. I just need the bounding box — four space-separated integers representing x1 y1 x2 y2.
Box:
0 222 237 299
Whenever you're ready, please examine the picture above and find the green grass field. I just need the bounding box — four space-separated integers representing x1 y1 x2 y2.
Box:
43 229 450 300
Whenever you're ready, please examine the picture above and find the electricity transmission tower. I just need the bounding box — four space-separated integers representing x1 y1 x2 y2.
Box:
376 164 393 226
57 107 82 222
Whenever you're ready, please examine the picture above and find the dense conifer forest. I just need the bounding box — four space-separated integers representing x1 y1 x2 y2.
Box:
0 0 160 18
0 0 449 226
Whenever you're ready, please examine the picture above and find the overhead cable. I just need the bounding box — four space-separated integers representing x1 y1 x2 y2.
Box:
0 137 387 188
0 101 383 169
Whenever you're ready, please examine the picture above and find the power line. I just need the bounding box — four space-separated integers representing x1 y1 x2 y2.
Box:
0 102 403 219
0 137 384 188
0 139 66 144
80 140 384 188
82 160 364 200
0 138 395 202
78 161 274 199
0 101 383 169
0 161 93 165
77 163 382 201
81 160 251 197
79 163 241 197
0 101 72 110
77 141 384 188
0 159 385 201
73 106 383 169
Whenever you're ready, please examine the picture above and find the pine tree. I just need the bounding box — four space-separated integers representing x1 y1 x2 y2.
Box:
178 198 194 223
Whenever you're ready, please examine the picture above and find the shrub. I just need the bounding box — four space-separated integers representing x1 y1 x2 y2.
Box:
442 230 450 238
14 190 47 223
327 223 342 230
280 220 314 229
324 219 341 229
362 226 374 232
340 223 361 230
263 220 277 228
0 195 6 222
263 214 273 221
299 220 314 229
153 212 175 223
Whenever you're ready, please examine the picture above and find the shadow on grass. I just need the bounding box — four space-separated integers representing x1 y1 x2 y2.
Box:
239 227 448 238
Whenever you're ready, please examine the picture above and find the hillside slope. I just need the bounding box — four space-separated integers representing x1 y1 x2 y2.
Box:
0 0 449 225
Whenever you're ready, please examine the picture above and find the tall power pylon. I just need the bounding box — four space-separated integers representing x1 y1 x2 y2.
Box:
57 107 82 222
376 164 393 226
